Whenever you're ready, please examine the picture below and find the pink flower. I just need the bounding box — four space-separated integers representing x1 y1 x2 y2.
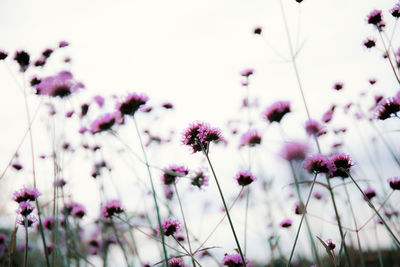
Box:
35 71 84 98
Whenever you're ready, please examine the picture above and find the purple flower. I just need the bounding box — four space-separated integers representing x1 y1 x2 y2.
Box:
17 215 38 227
42 48 54 58
234 170 256 186
239 129 261 147
162 165 189 185
303 154 336 176
164 186 174 200
280 219 292 228
168 257 185 267
93 95 105 108
279 141 308 161
191 169 209 190
101 200 124 219
43 216 55 231
369 78 377 85
88 239 101 255
332 82 344 91
221 253 253 267
59 40 69 48
363 188 376 200
262 101 291 123
181 121 224 153
90 113 118 134
161 102 174 109
13 50 30 72
322 108 334 123
388 177 400 190
35 71 84 98
326 239 336 250
0 50 8 60
65 110 74 118
17 201 35 216
253 26 262 35
116 93 149 116
329 153 354 178
53 178 67 188
13 187 41 203
305 119 325 137
390 3 400 18
363 37 376 49
71 203 86 218
366 9 385 29
375 97 400 120
240 68 254 77
161 217 180 236
12 162 23 171
313 191 323 200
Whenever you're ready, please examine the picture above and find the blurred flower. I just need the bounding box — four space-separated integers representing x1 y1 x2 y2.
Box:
13 187 41 203
71 203 86 218
42 48 54 58
253 26 262 35
240 68 254 77
363 188 376 200
116 93 149 116
313 191 323 200
279 141 308 162
234 170 256 186
161 217 180 236
303 154 336 176
332 82 344 91
305 119 325 137
262 101 291 123
88 239 101 255
17 201 35 216
65 110 74 118
12 162 23 171
279 219 292 228
161 102 174 109
0 50 8 60
366 9 385 29
17 215 38 227
363 37 376 49
326 239 336 250
59 40 69 48
369 78 377 85
43 216 55 231
181 121 224 153
13 50 30 72
329 153 354 178
93 95 105 107
390 3 400 18
162 165 189 185
80 103 90 117
222 253 253 267
35 71 84 98
191 169 209 190
90 113 118 134
101 200 124 219
388 177 400 190
168 257 185 267
239 129 261 147
164 186 174 200
375 97 400 120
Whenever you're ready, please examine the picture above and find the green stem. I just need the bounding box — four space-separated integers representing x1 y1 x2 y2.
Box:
133 117 168 266
111 221 131 267
24 218 28 267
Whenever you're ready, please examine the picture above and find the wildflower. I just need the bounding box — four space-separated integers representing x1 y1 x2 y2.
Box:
12 162 23 171
262 101 291 123
388 177 400 190
363 38 376 49
116 93 149 116
239 129 261 147
234 170 256 186
313 191 323 200
88 239 101 255
42 48 54 58
13 187 41 203
375 97 400 120
253 26 262 35
164 186 174 200
161 217 180 236
0 50 8 60
34 57 46 67
35 71 84 98
181 121 224 153
332 82 344 91
369 78 377 85
17 215 38 227
79 126 88 134
326 239 336 250
366 9 385 29
279 219 292 228
363 188 376 200
162 165 189 185
390 3 400 18
101 200 124 219
93 95 105 107
322 110 333 123
305 119 325 137
222 253 253 267
13 50 30 72
17 201 35 216
168 257 185 267
65 110 74 118
161 102 174 109
59 40 69 48
279 141 308 161
330 153 354 178
191 169 209 189
43 216 55 231
240 68 254 77
90 113 118 134
71 203 86 218
303 154 336 176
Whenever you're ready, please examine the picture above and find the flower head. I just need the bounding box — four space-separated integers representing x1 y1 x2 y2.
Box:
13 50 30 72
101 200 124 219
13 187 41 203
253 26 262 35
161 102 174 109
181 121 224 153
329 153 354 178
332 82 344 91
71 203 86 218
43 216 55 231
221 253 253 267
390 3 400 18
0 50 8 60
240 68 254 77
363 37 376 49
234 170 256 186
375 97 400 120
239 129 261 148
366 9 385 29
161 217 180 236
17 215 38 227
35 71 84 98
168 257 185 267
326 239 336 250
388 177 400 190
279 219 292 228
279 141 308 161
363 188 376 200
305 119 325 137
116 93 149 116
162 165 189 185
90 113 119 134
93 95 105 108
262 101 291 123
17 201 35 216
191 169 209 190
303 154 336 176
59 40 69 48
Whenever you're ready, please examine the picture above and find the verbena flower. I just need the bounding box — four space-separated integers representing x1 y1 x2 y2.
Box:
43 216 55 231
326 239 336 250
332 82 344 91
17 215 38 227
161 102 174 109
191 169 209 190
17 201 35 217
161 165 189 185
388 177 400 190
59 40 69 48
329 153 354 178
13 187 41 203
35 71 84 98
279 219 292 228
305 119 325 137
13 50 30 72
363 37 376 49
161 217 180 236
221 253 253 267
363 188 376 200
234 170 256 186
90 113 119 134
0 50 8 60
375 97 400 120
181 121 224 153
71 203 86 218
262 101 291 123
303 154 336 176
168 257 185 267
253 26 262 35
240 68 254 77
279 141 308 162
390 3 400 18
366 9 385 29
101 200 124 219
116 93 149 116
239 129 261 147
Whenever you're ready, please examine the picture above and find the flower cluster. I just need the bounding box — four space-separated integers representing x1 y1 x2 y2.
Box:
162 165 189 185
161 217 181 236
262 101 291 123
101 200 124 219
234 170 256 186
181 121 224 153
329 153 354 178
239 129 261 147
221 253 253 267
35 71 84 98
303 154 336 176
116 93 149 116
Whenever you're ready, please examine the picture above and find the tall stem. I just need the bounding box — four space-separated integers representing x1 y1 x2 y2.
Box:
199 142 246 267
378 30 400 84
24 218 29 267
133 117 168 266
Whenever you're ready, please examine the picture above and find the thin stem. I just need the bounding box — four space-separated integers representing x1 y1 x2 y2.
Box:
200 142 247 267
173 183 196 267
111 221 131 267
24 218 28 267
378 30 400 84
133 117 168 266
172 236 202 267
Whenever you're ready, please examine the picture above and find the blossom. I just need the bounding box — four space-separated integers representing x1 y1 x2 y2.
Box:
43 216 55 231
253 26 262 35
93 95 105 108
303 154 336 176
262 101 291 123
332 82 344 91
369 78 377 85
0 50 8 60
279 141 308 161
363 188 376 200
12 162 23 171
181 121 224 153
222 253 253 267
234 170 256 186
375 97 400 120
390 3 400 18
35 71 84 98
239 129 261 147
388 177 400 190
168 257 185 267
191 169 209 190
161 165 189 185
161 102 174 109
90 113 118 134
71 203 86 218
17 201 35 216
329 153 354 178
13 50 30 72
363 37 376 49
366 9 385 29
326 239 336 250
17 215 38 227
13 187 41 203
279 219 292 228
305 119 325 137
101 200 124 219
59 40 69 48
240 68 254 77
161 217 180 236
116 93 149 116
